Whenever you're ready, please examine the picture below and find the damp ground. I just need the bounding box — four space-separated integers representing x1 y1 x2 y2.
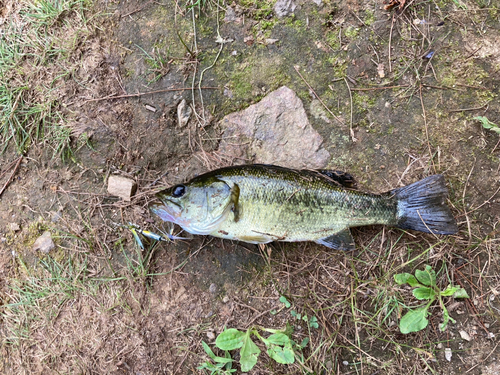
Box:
1 0 500 374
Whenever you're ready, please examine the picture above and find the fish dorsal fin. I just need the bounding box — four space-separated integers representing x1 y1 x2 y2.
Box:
316 170 356 189
230 183 240 222
315 228 355 251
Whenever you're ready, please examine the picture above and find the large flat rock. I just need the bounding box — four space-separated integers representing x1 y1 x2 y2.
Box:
219 86 330 169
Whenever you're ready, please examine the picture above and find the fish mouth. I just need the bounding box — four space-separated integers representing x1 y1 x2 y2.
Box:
149 202 180 224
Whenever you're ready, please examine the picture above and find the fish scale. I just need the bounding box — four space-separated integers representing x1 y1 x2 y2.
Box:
150 164 458 250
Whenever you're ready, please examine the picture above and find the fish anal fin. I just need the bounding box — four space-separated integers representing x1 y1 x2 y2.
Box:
315 229 355 251
317 170 356 189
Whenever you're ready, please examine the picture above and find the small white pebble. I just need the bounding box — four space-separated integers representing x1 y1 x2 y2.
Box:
145 104 157 112
445 348 452 362
459 330 471 341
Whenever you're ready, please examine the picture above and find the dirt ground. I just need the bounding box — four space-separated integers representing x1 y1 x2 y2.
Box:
1 0 500 374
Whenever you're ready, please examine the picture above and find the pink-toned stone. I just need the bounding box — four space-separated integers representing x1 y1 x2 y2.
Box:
219 86 330 169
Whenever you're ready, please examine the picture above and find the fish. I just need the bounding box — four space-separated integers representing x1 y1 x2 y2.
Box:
149 164 458 251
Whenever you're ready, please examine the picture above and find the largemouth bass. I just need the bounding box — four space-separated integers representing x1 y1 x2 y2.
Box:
149 164 458 250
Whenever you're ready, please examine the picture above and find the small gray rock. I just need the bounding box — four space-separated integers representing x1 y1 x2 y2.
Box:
209 283 218 294
8 222 20 232
33 231 55 253
444 347 452 362
107 175 137 201
459 330 471 341
206 331 216 340
51 211 62 223
224 6 237 23
274 0 296 18
222 296 230 303
177 99 192 127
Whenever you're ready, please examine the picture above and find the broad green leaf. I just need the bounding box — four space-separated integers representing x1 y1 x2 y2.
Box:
415 266 436 287
300 337 309 348
202 341 217 361
394 273 419 287
439 306 450 332
197 361 224 371
440 285 458 297
279 296 291 308
240 330 260 372
216 329 245 350
400 307 429 334
413 287 436 300
224 350 235 371
309 316 319 329
453 288 469 299
265 333 290 346
439 306 455 331
214 355 233 364
474 116 500 134
267 344 295 364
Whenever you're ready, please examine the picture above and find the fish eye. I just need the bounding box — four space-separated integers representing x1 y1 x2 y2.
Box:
172 184 186 198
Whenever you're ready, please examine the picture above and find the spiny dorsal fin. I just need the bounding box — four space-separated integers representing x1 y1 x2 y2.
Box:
316 170 357 189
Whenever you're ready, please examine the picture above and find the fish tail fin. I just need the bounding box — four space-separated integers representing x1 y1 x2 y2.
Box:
393 175 458 235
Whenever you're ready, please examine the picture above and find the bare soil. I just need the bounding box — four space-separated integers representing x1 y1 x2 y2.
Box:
1 0 500 374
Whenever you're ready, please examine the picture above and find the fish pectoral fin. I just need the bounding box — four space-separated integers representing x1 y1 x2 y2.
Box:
230 183 240 222
315 229 355 251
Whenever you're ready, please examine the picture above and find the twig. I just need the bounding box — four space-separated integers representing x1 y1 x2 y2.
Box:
0 158 20 180
120 0 154 18
0 156 23 198
350 85 409 91
244 307 277 328
455 83 488 90
422 84 463 91
195 0 225 126
466 343 499 373
388 14 395 73
449 102 490 113
462 162 475 245
84 87 219 103
418 83 435 172
293 65 345 128
343 77 357 143
461 184 500 217
492 138 500 154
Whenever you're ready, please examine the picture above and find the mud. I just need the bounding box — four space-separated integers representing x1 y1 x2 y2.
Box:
1 0 500 374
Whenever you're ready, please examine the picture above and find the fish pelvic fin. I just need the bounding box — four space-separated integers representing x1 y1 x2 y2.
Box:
393 175 458 235
315 228 355 251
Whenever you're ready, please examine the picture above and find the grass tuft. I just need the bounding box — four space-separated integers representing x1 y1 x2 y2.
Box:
0 0 92 157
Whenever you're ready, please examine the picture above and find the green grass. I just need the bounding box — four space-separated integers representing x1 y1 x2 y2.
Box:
0 0 91 157
136 44 172 84
2 255 95 345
